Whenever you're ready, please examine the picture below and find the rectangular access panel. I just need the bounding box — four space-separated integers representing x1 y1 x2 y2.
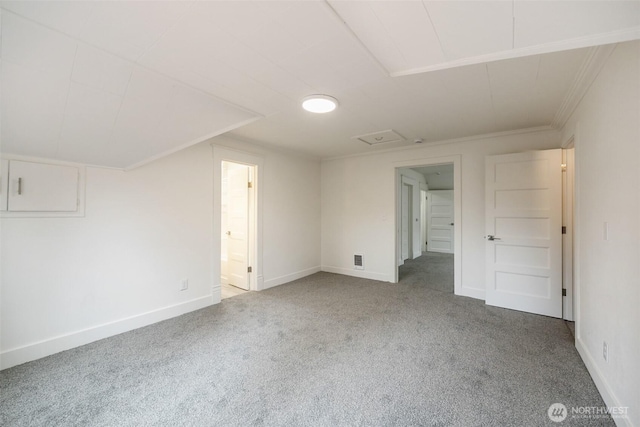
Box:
7 160 79 212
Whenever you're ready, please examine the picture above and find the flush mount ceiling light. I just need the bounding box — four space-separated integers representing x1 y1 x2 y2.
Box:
302 95 338 113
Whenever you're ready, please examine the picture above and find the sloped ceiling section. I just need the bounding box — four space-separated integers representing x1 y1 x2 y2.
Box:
1 1 639 168
330 0 640 76
0 4 260 169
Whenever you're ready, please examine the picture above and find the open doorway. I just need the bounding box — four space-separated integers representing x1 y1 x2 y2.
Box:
220 160 255 299
394 156 461 295
398 164 455 292
213 145 263 303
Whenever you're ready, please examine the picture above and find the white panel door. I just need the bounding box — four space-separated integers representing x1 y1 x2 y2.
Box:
226 162 250 290
427 190 454 253
485 149 562 318
7 161 78 212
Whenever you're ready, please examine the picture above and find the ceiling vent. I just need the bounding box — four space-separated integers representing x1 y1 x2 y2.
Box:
353 129 405 146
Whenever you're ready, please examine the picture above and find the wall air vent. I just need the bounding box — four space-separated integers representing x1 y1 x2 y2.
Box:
354 254 364 270
353 129 405 146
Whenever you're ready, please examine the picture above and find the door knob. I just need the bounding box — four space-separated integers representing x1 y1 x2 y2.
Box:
226 231 231 236
450 223 454 226
486 235 501 241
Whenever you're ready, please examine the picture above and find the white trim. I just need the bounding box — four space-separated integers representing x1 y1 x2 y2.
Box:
391 27 640 77
211 285 221 305
126 116 262 171
561 145 575 321
321 266 392 283
400 174 420 260
456 286 485 300
572 124 582 342
212 146 264 300
0 295 213 370
392 156 463 298
576 338 633 427
221 134 320 162
552 45 617 129
0 154 87 219
322 126 555 162
262 266 321 290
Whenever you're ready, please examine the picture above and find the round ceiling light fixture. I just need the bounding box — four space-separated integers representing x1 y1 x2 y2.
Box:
302 94 339 113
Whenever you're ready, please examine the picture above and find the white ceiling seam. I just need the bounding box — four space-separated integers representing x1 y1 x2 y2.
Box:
419 0 447 61
511 1 515 50
54 42 80 158
2 1 639 166
124 115 263 171
0 9 263 119
389 27 640 77
0 6 263 169
322 0 390 77
484 63 499 130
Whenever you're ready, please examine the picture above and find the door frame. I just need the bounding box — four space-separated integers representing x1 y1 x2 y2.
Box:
393 155 461 296
400 175 419 263
212 146 264 302
562 143 575 321
562 134 578 325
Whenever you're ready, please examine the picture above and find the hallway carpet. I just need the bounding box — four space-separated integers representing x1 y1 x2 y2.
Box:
1 270 612 426
399 251 454 293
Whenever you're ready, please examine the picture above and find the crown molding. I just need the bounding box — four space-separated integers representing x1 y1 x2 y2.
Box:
322 125 556 162
551 44 617 129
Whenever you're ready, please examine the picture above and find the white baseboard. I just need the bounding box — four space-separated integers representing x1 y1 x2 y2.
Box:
321 265 392 282
1 295 215 370
575 338 633 427
457 286 485 300
211 285 221 305
261 266 321 290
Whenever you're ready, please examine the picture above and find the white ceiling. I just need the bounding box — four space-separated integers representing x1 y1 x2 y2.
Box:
1 1 639 168
412 164 454 190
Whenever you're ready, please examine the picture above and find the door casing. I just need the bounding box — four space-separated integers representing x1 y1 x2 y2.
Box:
212 145 264 302
393 156 461 294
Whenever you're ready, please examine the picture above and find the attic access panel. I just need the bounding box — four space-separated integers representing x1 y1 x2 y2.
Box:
353 129 406 145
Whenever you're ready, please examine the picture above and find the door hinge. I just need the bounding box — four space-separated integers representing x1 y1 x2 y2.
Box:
248 181 253 188
562 226 567 234
248 266 252 273
562 288 567 296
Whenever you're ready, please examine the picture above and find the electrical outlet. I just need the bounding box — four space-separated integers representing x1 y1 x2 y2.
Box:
603 341 608 362
180 279 189 291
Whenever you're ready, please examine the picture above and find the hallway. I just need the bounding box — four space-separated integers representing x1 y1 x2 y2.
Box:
398 252 454 293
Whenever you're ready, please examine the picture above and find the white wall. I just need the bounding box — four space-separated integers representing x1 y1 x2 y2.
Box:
1 137 321 369
561 41 639 426
321 130 560 297
212 136 322 289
